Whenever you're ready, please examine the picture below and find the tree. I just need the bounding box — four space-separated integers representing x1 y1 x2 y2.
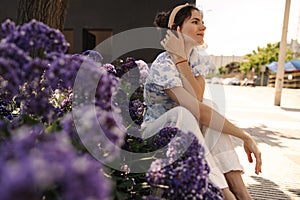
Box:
224 62 241 74
239 42 293 74
218 66 227 75
16 0 69 31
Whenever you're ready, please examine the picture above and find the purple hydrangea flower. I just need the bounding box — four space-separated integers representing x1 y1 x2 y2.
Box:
46 53 119 111
114 57 138 78
45 54 85 90
0 57 23 101
102 63 117 74
62 105 126 162
0 100 13 120
60 91 73 113
129 99 146 126
204 182 224 200
146 129 223 199
19 85 56 123
0 41 31 66
150 127 179 150
0 125 111 200
4 19 69 54
22 58 49 83
0 57 57 123
95 70 120 111
0 19 16 39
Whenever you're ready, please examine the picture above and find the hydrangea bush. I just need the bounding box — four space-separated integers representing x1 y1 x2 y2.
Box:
0 19 124 199
0 125 111 200
146 129 223 200
0 19 224 200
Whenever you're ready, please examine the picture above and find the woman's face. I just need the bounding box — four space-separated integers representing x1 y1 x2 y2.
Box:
181 9 206 45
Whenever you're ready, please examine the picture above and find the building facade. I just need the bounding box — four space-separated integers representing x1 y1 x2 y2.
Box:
0 0 195 63
209 55 244 69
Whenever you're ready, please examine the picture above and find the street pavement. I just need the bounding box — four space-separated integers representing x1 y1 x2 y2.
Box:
205 84 300 200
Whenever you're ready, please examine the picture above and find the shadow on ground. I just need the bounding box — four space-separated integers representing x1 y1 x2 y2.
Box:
247 176 292 200
229 122 300 147
280 107 300 113
229 122 286 148
243 125 286 147
245 125 300 144
289 188 300 197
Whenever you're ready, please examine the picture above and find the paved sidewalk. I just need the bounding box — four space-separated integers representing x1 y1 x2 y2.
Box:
205 85 300 200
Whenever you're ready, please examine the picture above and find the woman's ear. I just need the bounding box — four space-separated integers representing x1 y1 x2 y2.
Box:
177 26 182 32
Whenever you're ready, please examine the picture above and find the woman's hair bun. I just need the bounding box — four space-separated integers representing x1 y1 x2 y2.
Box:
153 11 170 28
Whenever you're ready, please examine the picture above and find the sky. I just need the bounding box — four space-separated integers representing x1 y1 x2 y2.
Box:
196 0 300 56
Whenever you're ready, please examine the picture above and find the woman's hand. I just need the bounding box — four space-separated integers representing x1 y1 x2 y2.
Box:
160 27 186 60
243 136 262 175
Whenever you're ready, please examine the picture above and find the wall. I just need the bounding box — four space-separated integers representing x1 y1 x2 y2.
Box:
0 0 196 63
210 55 244 69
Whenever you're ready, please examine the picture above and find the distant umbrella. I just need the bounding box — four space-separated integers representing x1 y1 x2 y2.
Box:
266 59 300 73
290 59 300 70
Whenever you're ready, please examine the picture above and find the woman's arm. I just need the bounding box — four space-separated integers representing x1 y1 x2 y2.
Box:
161 28 205 102
174 59 205 102
165 87 244 138
173 55 206 102
165 87 262 174
196 75 206 101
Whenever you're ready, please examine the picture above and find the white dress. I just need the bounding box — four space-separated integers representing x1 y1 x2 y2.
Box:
141 46 243 189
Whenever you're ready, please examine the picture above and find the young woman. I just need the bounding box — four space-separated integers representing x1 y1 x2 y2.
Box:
141 3 262 200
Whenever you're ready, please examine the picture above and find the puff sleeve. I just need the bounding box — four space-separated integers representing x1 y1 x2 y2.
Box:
150 54 182 90
189 46 213 77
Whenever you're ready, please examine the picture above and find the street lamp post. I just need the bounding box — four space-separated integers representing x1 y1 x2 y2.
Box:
274 0 291 106
260 65 266 86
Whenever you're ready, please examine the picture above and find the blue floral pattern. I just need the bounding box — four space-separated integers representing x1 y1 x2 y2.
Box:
143 46 211 124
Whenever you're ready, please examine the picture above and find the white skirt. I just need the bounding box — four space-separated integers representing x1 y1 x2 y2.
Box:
141 100 244 189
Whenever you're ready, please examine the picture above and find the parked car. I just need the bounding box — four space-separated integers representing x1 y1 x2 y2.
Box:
222 77 240 85
241 78 255 86
205 78 212 84
211 77 223 84
222 78 232 85
230 77 241 86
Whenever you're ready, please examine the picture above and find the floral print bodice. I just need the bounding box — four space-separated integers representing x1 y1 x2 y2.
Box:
142 46 212 125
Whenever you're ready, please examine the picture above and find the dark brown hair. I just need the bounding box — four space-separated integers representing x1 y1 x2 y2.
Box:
153 4 200 30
